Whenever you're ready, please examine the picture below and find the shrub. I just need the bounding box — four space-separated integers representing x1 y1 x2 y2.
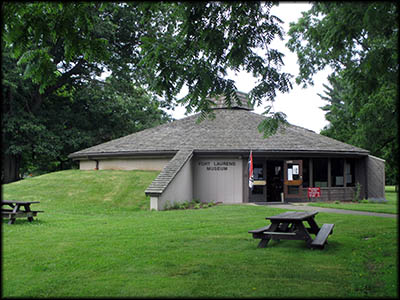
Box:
353 182 362 202
171 202 180 210
164 201 171 210
164 200 217 210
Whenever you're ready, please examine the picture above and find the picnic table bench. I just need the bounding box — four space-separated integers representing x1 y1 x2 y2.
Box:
248 211 334 250
1 200 43 224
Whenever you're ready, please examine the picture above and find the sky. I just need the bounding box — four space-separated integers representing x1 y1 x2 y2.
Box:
165 2 332 133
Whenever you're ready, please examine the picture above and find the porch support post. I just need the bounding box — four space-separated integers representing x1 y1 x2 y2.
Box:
243 158 249 203
364 157 369 199
328 158 331 187
309 158 313 187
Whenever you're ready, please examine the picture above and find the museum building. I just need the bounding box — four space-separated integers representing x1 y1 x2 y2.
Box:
68 92 386 210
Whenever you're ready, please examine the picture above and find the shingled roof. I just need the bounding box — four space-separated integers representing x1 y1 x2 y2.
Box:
69 108 369 159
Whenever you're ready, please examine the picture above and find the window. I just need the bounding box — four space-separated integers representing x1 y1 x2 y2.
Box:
331 158 344 187
302 158 309 188
252 163 265 196
253 163 264 180
288 186 299 195
345 159 355 187
252 186 264 195
287 163 300 181
313 158 328 187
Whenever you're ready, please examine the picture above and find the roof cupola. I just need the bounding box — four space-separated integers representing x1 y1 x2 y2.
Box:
209 91 253 111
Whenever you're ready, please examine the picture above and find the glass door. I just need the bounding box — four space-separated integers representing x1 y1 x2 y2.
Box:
249 161 266 202
284 160 303 199
266 160 284 202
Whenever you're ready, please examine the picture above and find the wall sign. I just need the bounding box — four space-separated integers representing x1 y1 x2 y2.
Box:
308 187 321 198
288 168 293 181
292 165 299 175
198 161 236 171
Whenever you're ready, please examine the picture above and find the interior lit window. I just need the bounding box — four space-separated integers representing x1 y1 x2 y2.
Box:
287 163 300 181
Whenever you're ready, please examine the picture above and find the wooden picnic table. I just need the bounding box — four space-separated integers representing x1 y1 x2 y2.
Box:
248 211 334 250
1 200 43 224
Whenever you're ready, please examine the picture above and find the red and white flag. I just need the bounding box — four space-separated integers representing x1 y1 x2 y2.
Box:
248 151 254 189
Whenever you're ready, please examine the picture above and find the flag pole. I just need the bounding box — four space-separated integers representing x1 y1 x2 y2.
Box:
248 149 254 190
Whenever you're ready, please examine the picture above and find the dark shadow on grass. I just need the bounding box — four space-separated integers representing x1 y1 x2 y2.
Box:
2 218 47 226
249 239 341 252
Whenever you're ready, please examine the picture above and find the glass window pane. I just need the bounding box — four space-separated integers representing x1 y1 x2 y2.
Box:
253 164 264 180
288 186 299 195
313 158 328 187
345 159 355 187
288 163 300 180
331 158 344 187
252 186 264 195
302 158 309 188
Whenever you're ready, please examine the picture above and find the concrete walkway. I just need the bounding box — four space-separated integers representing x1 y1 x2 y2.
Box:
252 203 397 218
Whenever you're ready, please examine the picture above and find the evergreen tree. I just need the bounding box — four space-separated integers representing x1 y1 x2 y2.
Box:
287 2 398 185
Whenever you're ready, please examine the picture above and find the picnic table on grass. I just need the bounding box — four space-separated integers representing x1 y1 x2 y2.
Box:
248 211 334 250
1 200 43 224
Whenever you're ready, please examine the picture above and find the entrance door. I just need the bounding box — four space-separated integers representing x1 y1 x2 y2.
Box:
284 160 303 199
266 160 284 202
249 161 266 202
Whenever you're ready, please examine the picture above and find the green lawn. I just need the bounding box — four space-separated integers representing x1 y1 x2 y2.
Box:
2 170 398 298
308 186 398 214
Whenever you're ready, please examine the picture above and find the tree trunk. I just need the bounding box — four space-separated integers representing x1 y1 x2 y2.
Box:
2 153 21 184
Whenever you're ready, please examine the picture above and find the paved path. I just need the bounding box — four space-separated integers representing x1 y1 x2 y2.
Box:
252 203 397 218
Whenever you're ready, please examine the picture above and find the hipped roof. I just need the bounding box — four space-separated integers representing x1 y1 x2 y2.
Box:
69 108 369 159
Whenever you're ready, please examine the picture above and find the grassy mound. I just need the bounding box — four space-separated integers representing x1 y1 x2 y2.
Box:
2 171 398 298
3 169 159 214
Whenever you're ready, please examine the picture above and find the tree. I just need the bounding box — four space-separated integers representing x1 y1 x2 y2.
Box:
2 2 110 182
287 2 398 185
2 2 293 182
3 2 292 106
2 51 170 181
2 71 171 180
318 75 357 143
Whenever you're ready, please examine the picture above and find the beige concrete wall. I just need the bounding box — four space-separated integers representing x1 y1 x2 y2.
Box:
193 157 243 203
158 157 193 210
80 160 97 170
79 157 171 171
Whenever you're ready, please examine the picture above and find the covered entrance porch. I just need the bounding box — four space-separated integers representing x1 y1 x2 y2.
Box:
247 155 369 203
250 159 303 203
